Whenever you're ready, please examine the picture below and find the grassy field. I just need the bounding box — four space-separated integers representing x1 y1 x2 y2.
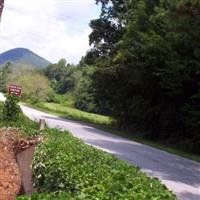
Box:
28 102 114 126
51 93 75 108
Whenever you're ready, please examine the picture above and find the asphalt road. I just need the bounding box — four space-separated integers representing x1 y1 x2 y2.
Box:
20 105 200 200
0 94 199 200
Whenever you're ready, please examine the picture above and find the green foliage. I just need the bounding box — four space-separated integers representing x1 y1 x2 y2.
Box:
73 66 104 114
1 63 51 103
0 102 38 137
44 59 76 94
44 61 110 115
47 91 75 108
17 192 72 200
88 0 200 154
0 62 12 92
88 0 128 59
13 70 50 103
21 74 50 104
32 129 176 200
2 94 21 121
32 102 113 126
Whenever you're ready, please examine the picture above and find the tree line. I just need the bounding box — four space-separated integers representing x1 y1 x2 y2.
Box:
42 0 200 154
84 0 200 153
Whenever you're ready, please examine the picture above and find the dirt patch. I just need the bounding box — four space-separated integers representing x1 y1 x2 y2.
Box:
0 128 41 199
0 142 21 200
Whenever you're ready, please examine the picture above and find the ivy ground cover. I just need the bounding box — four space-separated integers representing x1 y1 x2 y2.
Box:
28 129 176 200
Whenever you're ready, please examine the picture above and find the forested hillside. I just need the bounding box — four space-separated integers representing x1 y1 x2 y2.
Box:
35 0 200 154
84 0 200 153
0 48 50 68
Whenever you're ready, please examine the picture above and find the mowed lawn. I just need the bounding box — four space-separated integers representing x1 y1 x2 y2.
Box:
36 102 114 126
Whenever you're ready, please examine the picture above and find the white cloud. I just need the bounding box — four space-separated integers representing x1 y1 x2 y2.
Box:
0 0 100 63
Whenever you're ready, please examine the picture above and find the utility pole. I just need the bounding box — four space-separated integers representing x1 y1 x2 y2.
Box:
0 0 4 22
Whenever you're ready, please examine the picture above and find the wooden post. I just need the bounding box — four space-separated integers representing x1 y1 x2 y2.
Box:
39 119 46 131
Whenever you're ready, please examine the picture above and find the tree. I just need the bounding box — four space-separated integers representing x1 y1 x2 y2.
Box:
0 62 12 92
3 94 21 121
6 64 51 103
86 0 129 64
89 0 200 153
44 59 75 94
15 73 50 103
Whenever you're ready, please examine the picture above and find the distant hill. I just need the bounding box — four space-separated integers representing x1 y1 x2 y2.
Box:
0 48 50 68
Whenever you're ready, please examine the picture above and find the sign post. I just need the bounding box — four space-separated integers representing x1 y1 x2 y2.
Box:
8 84 22 96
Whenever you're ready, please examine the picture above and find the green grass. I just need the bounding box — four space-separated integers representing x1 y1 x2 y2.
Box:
51 92 75 107
27 102 114 126
61 93 75 107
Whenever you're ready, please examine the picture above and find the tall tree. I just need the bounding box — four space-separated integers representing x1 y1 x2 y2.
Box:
90 0 200 153
86 0 129 64
0 62 12 92
44 59 75 94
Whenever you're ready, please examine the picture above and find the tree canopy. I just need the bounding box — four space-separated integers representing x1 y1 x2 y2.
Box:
85 0 200 153
39 0 200 154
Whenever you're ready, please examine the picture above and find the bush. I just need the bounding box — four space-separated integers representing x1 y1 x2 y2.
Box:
32 129 176 200
46 92 61 104
0 102 38 137
3 94 21 121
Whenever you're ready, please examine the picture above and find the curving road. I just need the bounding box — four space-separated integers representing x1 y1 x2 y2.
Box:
20 105 200 200
0 94 200 200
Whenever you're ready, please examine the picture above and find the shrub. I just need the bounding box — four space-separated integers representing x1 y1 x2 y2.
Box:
0 102 38 137
3 94 21 121
32 129 176 200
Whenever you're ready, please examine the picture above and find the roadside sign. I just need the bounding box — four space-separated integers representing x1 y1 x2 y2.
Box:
8 84 22 96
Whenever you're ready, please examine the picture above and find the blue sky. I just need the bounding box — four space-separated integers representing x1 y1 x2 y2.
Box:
0 0 100 64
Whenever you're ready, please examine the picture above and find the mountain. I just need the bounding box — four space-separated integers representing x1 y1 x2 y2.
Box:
0 48 50 68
